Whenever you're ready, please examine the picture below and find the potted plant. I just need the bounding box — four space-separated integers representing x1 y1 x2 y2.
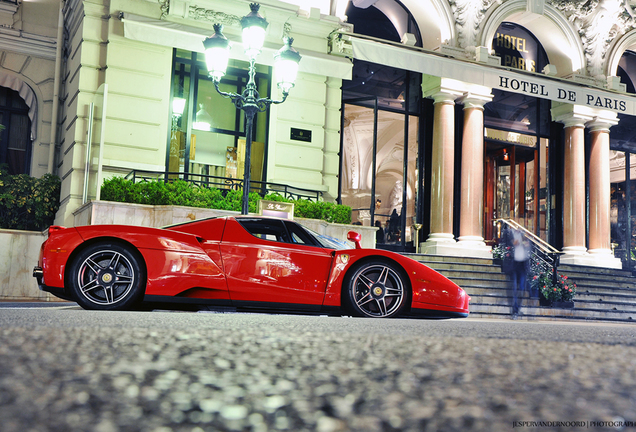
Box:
535 272 576 308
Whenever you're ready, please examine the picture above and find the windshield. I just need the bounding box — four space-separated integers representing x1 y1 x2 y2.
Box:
300 225 351 250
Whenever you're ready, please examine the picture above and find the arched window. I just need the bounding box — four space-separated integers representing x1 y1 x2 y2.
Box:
0 86 31 175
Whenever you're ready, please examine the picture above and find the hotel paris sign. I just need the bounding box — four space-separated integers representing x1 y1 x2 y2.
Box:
492 23 631 114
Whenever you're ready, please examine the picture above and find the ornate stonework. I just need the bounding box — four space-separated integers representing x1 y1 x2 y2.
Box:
187 5 241 26
159 0 170 20
450 0 497 53
551 0 636 78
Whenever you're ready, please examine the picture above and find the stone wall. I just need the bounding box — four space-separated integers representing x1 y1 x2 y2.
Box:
0 229 51 300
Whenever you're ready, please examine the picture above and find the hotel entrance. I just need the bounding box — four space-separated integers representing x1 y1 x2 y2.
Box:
482 21 551 244
484 134 548 243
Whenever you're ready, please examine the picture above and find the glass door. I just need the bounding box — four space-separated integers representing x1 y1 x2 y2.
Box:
341 101 376 227
485 141 542 241
340 98 419 251
609 150 636 270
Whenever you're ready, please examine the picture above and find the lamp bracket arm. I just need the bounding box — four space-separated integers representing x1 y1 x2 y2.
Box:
263 92 288 106
213 81 241 101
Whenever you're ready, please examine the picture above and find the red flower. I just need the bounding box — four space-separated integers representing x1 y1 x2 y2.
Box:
553 288 557 292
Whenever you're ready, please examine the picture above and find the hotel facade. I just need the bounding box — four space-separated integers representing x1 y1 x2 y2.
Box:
4 0 636 270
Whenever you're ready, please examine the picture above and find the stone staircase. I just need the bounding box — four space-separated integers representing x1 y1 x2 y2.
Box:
405 254 636 323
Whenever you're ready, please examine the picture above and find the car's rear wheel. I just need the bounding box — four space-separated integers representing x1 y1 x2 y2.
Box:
68 242 145 310
344 260 409 318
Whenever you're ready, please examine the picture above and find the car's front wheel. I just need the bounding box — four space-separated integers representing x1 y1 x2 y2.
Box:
68 242 146 310
344 260 409 318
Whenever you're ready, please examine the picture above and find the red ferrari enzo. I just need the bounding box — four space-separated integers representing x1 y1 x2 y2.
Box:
33 216 469 318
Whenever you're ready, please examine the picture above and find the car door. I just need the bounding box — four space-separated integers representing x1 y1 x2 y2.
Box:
220 218 335 306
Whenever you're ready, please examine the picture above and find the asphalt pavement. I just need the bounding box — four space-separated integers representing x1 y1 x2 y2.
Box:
0 304 635 432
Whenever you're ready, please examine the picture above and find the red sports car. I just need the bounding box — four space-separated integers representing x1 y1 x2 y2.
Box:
33 216 469 318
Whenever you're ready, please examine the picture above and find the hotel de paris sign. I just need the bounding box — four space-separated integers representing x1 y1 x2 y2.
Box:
496 75 628 113
348 37 636 116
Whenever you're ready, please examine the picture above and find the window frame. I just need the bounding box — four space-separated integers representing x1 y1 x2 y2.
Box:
0 86 32 175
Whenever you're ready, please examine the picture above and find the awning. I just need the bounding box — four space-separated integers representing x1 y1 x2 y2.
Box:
349 35 636 116
122 13 352 80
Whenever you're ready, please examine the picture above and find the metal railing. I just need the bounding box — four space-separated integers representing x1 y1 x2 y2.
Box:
124 169 323 202
496 218 561 284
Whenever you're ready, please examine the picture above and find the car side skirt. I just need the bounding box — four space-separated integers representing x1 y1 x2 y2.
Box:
143 296 333 314
232 301 322 312
144 295 232 306
406 308 469 319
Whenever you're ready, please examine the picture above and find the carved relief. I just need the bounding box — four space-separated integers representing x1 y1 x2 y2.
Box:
450 0 497 53
188 5 241 26
159 0 169 19
551 0 636 78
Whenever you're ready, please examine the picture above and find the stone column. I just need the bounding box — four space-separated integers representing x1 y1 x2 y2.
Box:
561 118 587 258
552 104 622 269
457 95 492 258
586 120 621 268
425 92 456 245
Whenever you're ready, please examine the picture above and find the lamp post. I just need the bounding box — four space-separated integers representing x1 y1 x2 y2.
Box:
203 3 301 215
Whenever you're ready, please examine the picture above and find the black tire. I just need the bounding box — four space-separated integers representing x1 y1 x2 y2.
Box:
68 242 146 311
344 260 409 318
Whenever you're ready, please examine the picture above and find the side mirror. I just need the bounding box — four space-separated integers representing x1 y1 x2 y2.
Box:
347 231 362 249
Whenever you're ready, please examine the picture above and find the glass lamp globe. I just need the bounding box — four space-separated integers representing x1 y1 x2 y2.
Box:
241 3 268 59
274 37 301 94
172 97 186 117
203 24 231 82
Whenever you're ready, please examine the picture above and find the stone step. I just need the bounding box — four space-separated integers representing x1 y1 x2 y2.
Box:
558 264 634 278
576 291 636 302
468 294 541 307
469 294 636 312
565 272 636 285
573 299 636 312
402 254 636 323
417 261 504 274
405 253 494 265
464 286 523 296
434 269 509 281
469 303 636 322
562 269 636 283
444 277 511 289
570 283 636 294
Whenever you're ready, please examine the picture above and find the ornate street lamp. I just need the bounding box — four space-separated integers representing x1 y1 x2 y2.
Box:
203 3 301 215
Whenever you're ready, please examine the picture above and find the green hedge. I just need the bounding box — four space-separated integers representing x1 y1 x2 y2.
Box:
100 177 351 224
264 193 351 224
0 165 61 231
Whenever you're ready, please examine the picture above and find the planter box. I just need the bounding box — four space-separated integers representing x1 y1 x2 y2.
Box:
0 228 51 301
73 200 377 249
539 295 575 308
